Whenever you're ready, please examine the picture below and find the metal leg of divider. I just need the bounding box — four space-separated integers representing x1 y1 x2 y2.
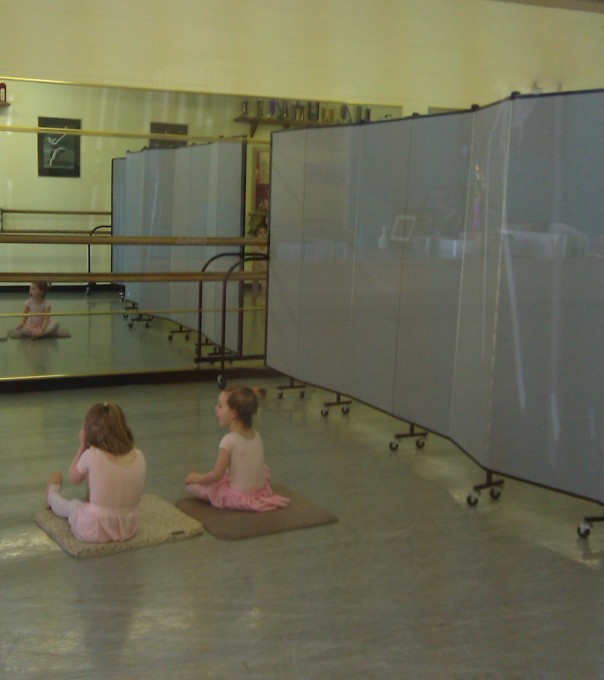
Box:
389 423 429 451
321 393 352 417
277 377 307 400
195 251 268 372
577 510 604 539
121 299 152 328
466 470 504 507
167 325 192 342
216 254 268 389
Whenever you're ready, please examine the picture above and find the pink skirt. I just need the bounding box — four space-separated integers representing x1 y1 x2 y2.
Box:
69 502 139 543
187 468 290 512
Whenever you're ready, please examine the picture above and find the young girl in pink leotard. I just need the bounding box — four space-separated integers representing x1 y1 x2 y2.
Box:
46 402 146 543
185 386 289 512
16 282 59 338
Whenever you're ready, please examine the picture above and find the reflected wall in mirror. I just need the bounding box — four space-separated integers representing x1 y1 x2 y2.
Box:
0 77 401 384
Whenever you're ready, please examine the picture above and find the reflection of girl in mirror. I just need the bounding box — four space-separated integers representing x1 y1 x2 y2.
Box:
12 281 60 338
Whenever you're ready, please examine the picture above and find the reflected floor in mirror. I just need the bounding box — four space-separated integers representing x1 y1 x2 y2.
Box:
2 377 604 679
0 288 267 381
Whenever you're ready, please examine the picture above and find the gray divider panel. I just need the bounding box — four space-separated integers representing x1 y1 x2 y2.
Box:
267 90 604 504
112 141 245 352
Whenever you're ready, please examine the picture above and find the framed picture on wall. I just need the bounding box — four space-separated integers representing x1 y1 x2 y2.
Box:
38 117 81 177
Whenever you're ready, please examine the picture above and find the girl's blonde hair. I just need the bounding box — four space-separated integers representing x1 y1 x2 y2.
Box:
83 402 134 455
224 385 263 429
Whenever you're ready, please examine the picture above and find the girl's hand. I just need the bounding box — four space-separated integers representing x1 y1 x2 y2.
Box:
185 472 204 485
16 322 24 330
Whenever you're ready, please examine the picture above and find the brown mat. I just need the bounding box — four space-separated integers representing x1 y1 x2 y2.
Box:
35 493 203 558
175 484 338 540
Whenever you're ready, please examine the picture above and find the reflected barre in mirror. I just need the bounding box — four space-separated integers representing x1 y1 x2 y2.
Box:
0 77 401 383
0 233 269 387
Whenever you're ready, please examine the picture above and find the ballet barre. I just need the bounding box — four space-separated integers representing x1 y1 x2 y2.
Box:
0 207 111 231
0 233 267 247
0 271 265 283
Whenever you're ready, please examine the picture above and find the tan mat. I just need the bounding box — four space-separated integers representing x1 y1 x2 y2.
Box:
35 493 204 558
8 327 71 338
175 484 338 541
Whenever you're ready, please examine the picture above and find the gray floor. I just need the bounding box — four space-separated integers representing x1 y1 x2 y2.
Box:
2 373 604 679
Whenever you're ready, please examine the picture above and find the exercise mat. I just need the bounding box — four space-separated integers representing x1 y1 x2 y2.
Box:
8 327 71 338
35 493 204 558
175 484 338 540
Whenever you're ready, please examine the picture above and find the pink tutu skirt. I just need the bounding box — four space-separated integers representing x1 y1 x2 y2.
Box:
69 502 139 543
187 467 289 512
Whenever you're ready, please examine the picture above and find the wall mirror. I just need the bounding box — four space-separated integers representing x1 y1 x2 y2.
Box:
0 77 401 385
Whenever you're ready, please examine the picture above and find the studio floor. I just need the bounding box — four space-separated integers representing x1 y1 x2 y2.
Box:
1 373 604 679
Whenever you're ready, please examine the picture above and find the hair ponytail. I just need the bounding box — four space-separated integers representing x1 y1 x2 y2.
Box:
224 386 260 429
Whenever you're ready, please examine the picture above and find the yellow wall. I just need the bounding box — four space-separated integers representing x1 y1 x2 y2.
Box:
2 0 603 112
1 0 602 276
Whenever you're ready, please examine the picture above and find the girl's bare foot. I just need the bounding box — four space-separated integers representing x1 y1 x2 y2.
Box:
46 472 63 508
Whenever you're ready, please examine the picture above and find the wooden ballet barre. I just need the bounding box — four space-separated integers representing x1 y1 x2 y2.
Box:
0 303 264 319
0 209 111 216
0 208 112 231
0 123 252 145
0 234 267 247
1 229 112 235
0 271 266 283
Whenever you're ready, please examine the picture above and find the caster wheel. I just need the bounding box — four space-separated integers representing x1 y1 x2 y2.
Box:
278 391 283 400
489 487 502 501
389 440 399 451
416 438 426 449
145 322 150 328
185 334 190 341
342 406 350 415
123 313 128 319
128 322 133 329
217 375 226 389
321 409 329 417
168 335 173 341
300 390 305 398
466 493 479 507
577 523 592 539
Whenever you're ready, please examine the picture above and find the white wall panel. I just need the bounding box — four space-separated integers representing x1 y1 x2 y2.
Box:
295 128 359 394
266 133 306 376
267 90 604 504
349 121 412 414
449 103 511 464
112 141 245 352
486 94 604 500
